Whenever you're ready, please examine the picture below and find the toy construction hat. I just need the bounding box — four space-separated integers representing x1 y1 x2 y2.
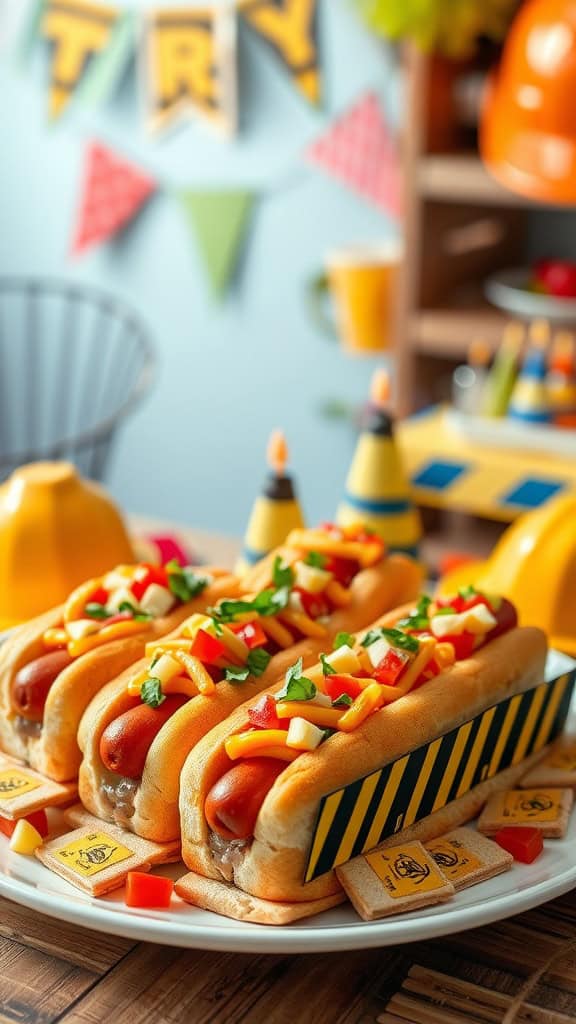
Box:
236 430 305 575
336 369 421 556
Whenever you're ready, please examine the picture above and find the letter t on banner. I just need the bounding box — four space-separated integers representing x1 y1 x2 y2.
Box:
238 0 321 107
41 0 120 119
144 6 238 137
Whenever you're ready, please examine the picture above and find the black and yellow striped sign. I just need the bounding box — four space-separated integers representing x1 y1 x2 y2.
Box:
305 670 575 882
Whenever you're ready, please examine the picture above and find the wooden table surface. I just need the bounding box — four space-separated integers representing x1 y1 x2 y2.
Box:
2 525 576 1024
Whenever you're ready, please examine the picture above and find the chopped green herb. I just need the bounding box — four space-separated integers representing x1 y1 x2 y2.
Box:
320 653 336 676
247 648 271 676
166 561 210 602
225 665 250 683
272 556 295 589
276 657 316 702
361 628 419 654
321 727 338 742
150 652 161 669
85 602 110 620
434 606 457 617
333 631 354 650
118 600 152 623
140 677 165 708
458 585 478 600
396 615 429 631
210 584 290 624
416 595 432 617
331 693 352 708
304 551 327 569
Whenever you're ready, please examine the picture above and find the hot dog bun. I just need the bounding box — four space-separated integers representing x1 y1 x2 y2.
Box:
178 612 547 904
0 569 239 781
77 554 423 841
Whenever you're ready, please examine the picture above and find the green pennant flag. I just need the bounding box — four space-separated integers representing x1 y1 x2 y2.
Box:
180 190 255 298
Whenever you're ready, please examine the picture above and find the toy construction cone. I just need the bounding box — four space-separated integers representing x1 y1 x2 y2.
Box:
236 430 305 574
336 369 421 556
483 321 523 417
547 331 576 427
508 319 550 423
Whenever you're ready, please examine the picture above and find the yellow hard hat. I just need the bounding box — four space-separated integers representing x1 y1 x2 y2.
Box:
0 462 135 629
438 495 576 657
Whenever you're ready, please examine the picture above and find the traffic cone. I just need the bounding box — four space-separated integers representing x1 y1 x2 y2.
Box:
336 369 421 556
547 331 576 427
508 319 550 423
236 430 305 574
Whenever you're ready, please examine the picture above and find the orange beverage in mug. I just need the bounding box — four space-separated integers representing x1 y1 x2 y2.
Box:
310 243 402 354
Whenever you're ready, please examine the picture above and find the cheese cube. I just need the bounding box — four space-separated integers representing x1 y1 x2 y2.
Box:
324 644 361 675
10 819 43 855
150 653 182 684
107 587 140 613
310 691 333 707
66 618 101 641
431 605 497 639
286 717 325 751
366 637 392 669
294 562 333 594
463 604 497 634
430 614 462 638
140 583 175 618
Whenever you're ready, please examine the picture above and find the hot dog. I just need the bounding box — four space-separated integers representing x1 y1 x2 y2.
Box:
100 695 189 778
0 560 241 781
77 523 423 842
175 587 549 916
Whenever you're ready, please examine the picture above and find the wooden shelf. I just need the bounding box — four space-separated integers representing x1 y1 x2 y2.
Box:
410 304 506 357
418 153 564 210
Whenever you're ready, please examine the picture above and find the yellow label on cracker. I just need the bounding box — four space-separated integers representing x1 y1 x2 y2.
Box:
427 838 483 882
502 789 563 823
0 769 40 801
549 746 576 772
53 832 134 877
365 842 446 899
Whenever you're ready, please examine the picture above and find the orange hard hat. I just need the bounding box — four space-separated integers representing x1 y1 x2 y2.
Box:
481 0 576 204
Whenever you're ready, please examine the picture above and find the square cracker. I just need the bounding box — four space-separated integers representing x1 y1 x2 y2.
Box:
175 872 346 925
0 754 77 819
36 823 181 896
520 738 576 791
336 840 454 921
477 787 573 839
425 828 513 891
62 806 182 863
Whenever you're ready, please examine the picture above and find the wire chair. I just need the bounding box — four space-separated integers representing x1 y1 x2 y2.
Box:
0 277 155 483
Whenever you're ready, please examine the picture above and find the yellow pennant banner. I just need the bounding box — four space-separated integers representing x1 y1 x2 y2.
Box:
145 7 237 136
41 0 119 119
238 0 321 107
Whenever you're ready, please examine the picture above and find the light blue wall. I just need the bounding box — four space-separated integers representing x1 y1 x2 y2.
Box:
0 0 399 537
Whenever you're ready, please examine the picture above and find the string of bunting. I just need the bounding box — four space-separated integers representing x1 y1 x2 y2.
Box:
23 0 322 134
71 91 401 296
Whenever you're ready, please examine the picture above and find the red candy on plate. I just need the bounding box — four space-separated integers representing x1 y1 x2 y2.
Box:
494 826 544 864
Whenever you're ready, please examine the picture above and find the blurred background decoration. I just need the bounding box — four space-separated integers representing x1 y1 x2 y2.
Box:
353 0 520 57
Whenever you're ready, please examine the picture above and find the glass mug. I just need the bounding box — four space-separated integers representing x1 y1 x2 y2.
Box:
309 242 402 354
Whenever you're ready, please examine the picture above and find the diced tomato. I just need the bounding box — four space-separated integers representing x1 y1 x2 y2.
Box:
131 565 169 601
190 629 227 665
442 632 476 661
125 871 174 909
324 674 364 701
87 586 108 607
293 587 330 620
231 620 268 649
320 522 343 538
0 809 49 839
248 695 285 731
494 826 543 864
372 648 410 686
324 557 359 588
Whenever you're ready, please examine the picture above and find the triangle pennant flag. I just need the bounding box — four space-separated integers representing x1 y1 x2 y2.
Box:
180 191 255 297
72 142 157 255
238 0 321 108
305 93 402 216
41 0 121 119
145 7 238 137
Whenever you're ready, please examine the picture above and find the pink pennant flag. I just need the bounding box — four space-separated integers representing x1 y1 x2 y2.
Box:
72 142 157 255
305 93 401 217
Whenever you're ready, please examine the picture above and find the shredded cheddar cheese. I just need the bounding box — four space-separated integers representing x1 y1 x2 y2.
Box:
278 609 327 638
260 616 294 649
173 650 216 695
225 730 290 759
325 579 352 607
67 618 149 658
275 702 343 728
337 683 385 732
